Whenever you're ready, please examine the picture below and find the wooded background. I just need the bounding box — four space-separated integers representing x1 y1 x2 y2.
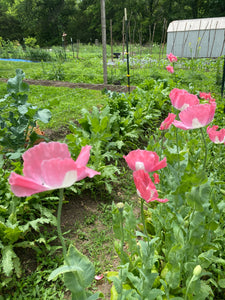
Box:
0 0 225 47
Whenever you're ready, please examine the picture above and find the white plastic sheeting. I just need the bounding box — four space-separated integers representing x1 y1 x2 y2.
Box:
167 17 225 58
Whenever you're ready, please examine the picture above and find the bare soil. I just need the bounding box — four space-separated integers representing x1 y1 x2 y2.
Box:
0 78 136 93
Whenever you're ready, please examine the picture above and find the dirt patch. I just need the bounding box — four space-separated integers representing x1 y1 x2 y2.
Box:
44 125 71 141
61 193 116 299
0 78 136 93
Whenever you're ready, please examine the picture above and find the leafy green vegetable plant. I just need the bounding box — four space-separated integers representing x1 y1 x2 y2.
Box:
0 69 51 158
0 155 57 291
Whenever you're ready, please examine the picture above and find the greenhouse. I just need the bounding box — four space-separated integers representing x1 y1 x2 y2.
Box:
167 17 225 58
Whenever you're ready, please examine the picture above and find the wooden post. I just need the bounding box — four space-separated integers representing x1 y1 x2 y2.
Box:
100 0 108 84
221 56 225 98
110 19 113 62
71 37 74 59
125 8 130 93
122 16 125 60
76 39 79 59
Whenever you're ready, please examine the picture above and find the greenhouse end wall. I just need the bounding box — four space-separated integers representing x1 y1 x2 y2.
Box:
167 17 225 58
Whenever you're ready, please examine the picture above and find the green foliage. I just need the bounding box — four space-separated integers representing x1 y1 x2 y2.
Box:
24 36 38 48
0 155 57 291
41 60 65 81
66 105 121 193
0 69 51 158
0 50 225 299
1 0 225 45
49 244 102 299
111 202 164 299
66 82 169 193
25 48 52 62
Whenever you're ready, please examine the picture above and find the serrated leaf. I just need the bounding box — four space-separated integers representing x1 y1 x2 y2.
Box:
4 226 22 244
2 245 15 276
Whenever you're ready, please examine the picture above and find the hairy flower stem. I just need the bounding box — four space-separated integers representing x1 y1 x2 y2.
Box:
160 131 165 158
217 145 224 174
57 188 69 265
175 127 180 169
119 209 125 298
185 273 199 300
141 199 150 251
200 128 207 170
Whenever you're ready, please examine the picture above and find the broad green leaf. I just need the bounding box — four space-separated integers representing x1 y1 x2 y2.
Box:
7 69 29 94
48 264 83 281
218 279 225 288
107 276 122 294
173 222 184 246
186 182 210 211
173 171 208 195
34 109 51 123
18 105 28 115
126 272 141 293
86 292 104 300
64 244 95 293
147 288 164 299
165 262 181 289
198 249 215 268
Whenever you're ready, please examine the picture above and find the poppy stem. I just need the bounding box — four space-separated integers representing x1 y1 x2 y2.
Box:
57 188 69 265
160 130 165 158
200 128 207 170
141 199 150 251
118 205 125 298
175 127 180 169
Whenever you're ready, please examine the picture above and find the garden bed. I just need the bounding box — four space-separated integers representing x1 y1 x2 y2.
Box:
0 78 136 93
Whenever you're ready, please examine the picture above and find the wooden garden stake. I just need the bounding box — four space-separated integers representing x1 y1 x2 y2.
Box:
125 8 130 93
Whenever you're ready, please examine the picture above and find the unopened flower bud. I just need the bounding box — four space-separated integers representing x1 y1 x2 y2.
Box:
193 265 202 276
116 202 125 212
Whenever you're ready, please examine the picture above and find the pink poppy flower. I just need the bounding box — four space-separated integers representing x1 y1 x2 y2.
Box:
167 53 177 63
9 142 100 197
169 88 199 111
199 92 212 100
153 173 160 184
95 274 104 281
133 170 168 203
159 113 176 130
166 65 174 73
123 150 167 173
199 92 216 104
169 88 188 101
173 102 216 130
207 125 225 144
209 98 216 104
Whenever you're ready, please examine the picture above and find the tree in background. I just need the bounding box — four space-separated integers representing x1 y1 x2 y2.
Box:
0 0 224 46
